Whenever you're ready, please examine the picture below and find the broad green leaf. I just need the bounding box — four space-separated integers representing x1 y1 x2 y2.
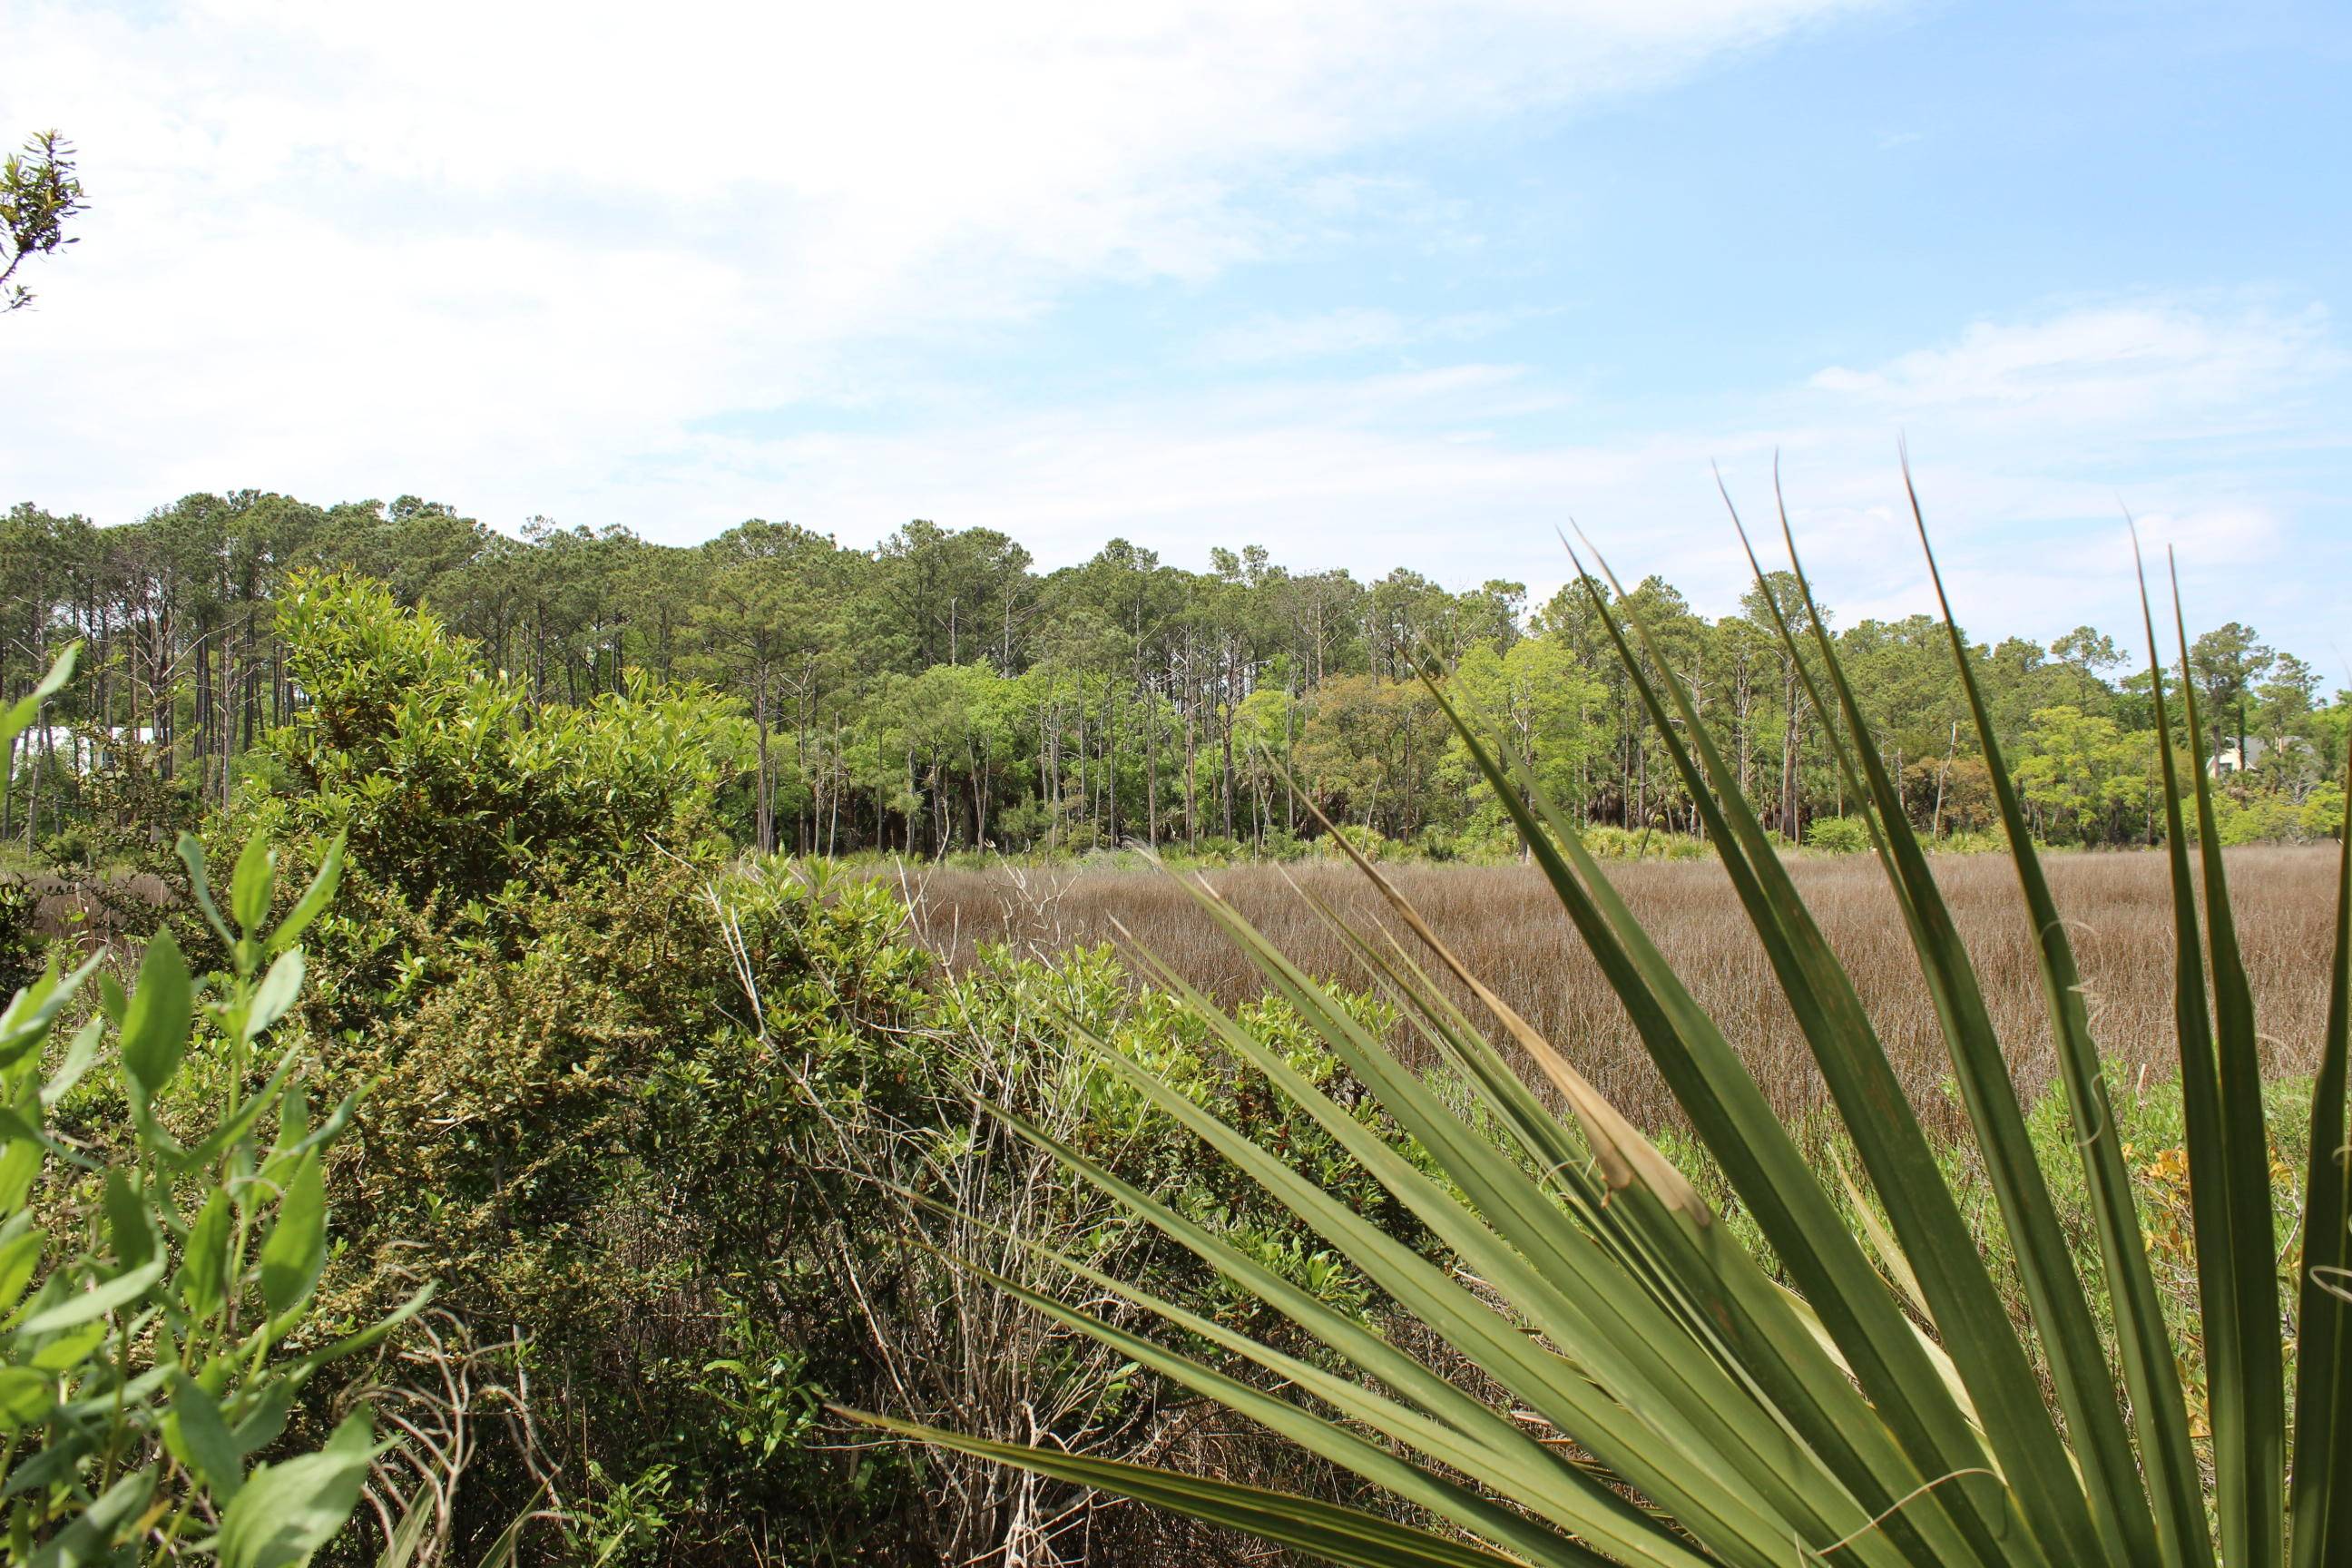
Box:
178 833 237 952
0 952 103 1071
217 1412 378 1568
231 833 277 936
179 1187 233 1318
230 1382 296 1457
167 1370 246 1505
259 1150 327 1318
0 1213 43 1311
246 948 305 1043
0 642 81 822
27 1320 106 1371
119 927 194 1101
103 1168 157 1272
0 1135 40 1218
0 642 78 754
40 1015 103 1109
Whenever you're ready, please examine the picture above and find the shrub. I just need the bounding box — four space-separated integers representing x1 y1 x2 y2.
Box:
1804 812 1871 854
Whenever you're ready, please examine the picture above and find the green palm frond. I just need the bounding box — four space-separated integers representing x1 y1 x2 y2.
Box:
846 488 2352 1568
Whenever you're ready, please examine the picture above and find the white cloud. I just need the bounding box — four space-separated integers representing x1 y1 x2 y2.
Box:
0 0 1875 522
0 6 2341 654
1808 299 2343 437
557 295 2336 656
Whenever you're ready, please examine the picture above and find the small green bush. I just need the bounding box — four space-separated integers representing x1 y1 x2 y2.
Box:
1804 814 1870 854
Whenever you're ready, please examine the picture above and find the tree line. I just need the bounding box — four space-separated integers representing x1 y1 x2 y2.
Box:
3 490 2343 861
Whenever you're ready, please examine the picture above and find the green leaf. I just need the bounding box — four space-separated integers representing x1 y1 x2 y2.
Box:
0 1365 54 1431
103 1168 157 1272
217 1412 378 1568
230 1383 296 1458
269 835 344 955
2288 816 2352 1567
259 1150 327 1318
1765 487 2179 1568
40 1015 103 1109
2163 555 2288 1568
0 1134 38 1216
27 1320 106 1371
231 834 277 937
839 1409 1530 1568
15 1254 166 1333
25 1465 151 1567
179 1187 232 1318
1434 685 2010 1567
1574 540 2090 1566
0 642 80 827
0 642 78 754
0 1212 43 1312
167 1370 245 1505
247 948 305 1044
178 833 237 952
119 927 194 1102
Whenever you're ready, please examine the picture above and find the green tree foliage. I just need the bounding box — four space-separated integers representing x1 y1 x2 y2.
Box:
1 130 83 313
2 493 2343 861
2014 705 2159 843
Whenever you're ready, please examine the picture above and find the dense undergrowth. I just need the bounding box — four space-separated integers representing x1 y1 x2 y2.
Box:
0 570 2342 1563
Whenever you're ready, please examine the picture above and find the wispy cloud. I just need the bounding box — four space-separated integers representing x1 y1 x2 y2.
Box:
1 4 2343 657
0 0 1881 520
592 294 2340 654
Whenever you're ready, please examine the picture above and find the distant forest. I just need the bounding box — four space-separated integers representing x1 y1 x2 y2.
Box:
3 491 2341 860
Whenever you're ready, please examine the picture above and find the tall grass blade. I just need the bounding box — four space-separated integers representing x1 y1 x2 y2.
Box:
2163 551 2288 1568
1759 466 2192 1568
835 1409 1549 1568
2288 817 2352 1567
1571 542 2092 1566
1436 691 2005 1568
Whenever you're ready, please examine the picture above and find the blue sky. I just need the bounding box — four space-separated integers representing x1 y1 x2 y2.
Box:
4 0 2347 663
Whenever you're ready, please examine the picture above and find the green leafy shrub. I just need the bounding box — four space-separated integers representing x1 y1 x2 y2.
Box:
2 646 419 1563
1804 812 1871 854
257 573 739 913
0 876 42 1000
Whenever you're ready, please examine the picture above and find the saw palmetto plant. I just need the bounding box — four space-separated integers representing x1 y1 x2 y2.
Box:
846 481 2350 1568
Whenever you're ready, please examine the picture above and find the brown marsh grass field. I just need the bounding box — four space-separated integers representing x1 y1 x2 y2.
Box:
897 846 2337 1137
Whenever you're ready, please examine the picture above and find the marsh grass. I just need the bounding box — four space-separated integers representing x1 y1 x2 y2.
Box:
898 846 2337 1133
